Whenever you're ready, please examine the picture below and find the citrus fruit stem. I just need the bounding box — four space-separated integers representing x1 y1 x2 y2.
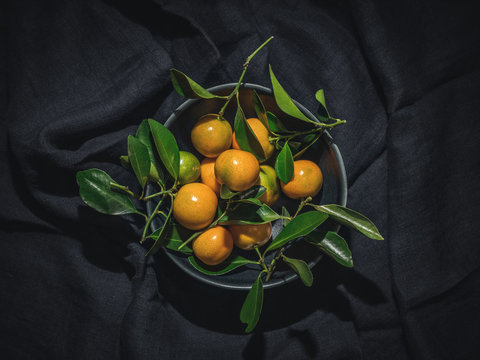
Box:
265 248 285 282
218 36 274 117
293 196 312 218
142 188 175 201
109 182 137 198
155 210 168 219
177 230 202 251
156 180 165 191
140 194 170 244
244 36 274 66
268 117 345 156
293 134 322 160
254 245 268 272
324 117 346 128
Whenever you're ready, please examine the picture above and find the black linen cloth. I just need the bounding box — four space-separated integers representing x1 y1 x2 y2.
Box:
2 0 480 359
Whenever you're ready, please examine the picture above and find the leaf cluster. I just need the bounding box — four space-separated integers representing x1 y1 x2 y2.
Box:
170 61 346 185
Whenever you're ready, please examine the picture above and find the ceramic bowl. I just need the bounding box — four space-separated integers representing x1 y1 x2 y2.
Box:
147 83 347 290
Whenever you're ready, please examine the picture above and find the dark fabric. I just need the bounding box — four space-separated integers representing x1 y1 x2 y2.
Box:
2 0 479 359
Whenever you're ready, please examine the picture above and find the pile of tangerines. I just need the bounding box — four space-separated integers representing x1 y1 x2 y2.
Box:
173 114 324 266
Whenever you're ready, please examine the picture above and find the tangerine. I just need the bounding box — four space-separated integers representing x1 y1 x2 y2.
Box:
232 117 274 161
173 183 218 230
228 222 272 250
215 149 260 192
200 157 221 196
191 114 232 158
280 159 323 199
192 226 233 266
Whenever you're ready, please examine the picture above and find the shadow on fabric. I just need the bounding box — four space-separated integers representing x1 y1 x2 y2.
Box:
152 249 387 337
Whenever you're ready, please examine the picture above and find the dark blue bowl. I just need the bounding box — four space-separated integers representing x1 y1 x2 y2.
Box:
147 83 347 290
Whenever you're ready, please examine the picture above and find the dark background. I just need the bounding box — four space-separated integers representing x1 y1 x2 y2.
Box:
2 0 480 359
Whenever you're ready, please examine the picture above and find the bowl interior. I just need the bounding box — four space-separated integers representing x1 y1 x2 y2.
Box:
148 83 347 290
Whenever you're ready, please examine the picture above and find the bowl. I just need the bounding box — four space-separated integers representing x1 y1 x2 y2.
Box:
147 83 347 290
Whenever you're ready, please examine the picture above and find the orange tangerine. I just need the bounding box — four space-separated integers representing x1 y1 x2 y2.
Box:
173 183 218 230
215 149 260 192
280 160 323 199
228 222 272 250
200 157 221 196
192 226 234 266
191 114 232 158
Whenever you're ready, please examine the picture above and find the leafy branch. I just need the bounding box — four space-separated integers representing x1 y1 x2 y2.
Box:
218 36 274 117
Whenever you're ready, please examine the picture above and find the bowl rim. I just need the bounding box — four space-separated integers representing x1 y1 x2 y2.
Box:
156 82 347 290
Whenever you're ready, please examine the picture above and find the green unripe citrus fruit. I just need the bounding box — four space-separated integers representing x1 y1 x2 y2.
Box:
178 151 201 185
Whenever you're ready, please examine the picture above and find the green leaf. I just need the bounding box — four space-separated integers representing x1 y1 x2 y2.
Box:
256 204 281 222
234 97 265 161
145 219 170 257
269 65 318 126
76 169 139 215
235 198 263 206
136 119 164 184
266 211 329 252
316 113 330 124
267 112 292 134
306 230 353 268
170 68 223 99
188 255 256 275
315 89 329 117
220 184 239 199
252 90 269 131
303 134 317 143
218 203 280 225
288 141 302 151
148 119 180 181
135 119 152 145
148 220 194 255
310 204 384 240
148 163 161 184
282 206 291 227
282 255 313 286
275 142 294 183
127 135 150 189
166 238 193 255
240 274 264 333
241 185 266 199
